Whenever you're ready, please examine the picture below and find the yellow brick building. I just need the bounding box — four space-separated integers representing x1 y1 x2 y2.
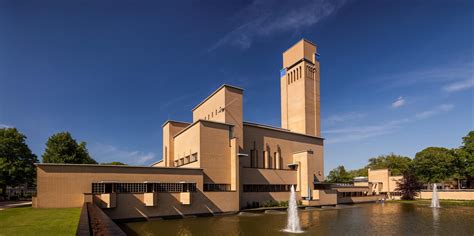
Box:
34 39 379 220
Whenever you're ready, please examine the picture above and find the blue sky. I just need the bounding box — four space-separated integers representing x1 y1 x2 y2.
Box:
1 0 473 173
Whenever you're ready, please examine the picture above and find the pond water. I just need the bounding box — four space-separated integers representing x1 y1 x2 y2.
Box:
120 202 474 235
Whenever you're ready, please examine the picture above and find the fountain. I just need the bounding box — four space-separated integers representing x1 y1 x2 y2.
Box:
283 185 303 233
430 183 440 208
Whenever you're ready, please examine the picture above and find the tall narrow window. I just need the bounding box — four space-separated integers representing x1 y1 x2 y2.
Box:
250 150 255 168
255 151 259 168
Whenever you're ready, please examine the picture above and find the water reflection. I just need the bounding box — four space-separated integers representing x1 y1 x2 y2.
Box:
120 203 474 236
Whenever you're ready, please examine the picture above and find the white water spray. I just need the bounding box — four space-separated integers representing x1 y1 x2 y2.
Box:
431 183 440 208
284 185 303 233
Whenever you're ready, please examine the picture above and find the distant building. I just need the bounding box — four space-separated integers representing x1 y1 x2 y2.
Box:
353 169 403 199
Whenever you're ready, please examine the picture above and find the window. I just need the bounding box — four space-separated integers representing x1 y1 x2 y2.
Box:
263 150 266 168
250 150 255 168
174 160 179 167
184 156 190 164
92 183 105 194
204 183 231 192
116 183 146 193
91 183 196 194
190 153 198 162
179 158 184 165
243 184 296 192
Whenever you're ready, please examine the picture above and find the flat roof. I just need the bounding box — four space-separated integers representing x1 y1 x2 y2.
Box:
35 163 203 171
191 84 244 111
173 119 234 138
282 38 318 54
161 120 191 128
243 121 324 140
150 159 163 166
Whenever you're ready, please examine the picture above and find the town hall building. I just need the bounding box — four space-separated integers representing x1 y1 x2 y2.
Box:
34 39 378 220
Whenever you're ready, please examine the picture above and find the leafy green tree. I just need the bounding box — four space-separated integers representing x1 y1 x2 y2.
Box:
396 169 423 200
366 153 412 175
0 128 38 196
42 132 97 164
456 131 474 187
326 165 353 183
100 162 126 165
413 147 454 183
348 167 368 177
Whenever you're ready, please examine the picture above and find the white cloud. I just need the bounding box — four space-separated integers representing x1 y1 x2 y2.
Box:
89 143 156 166
0 123 12 128
209 0 348 51
443 78 474 93
377 62 473 90
391 96 405 108
323 112 366 125
324 104 454 144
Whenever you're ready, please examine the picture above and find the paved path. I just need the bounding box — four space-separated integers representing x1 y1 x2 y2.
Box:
0 201 32 210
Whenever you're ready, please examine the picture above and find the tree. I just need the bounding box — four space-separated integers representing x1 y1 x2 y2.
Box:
348 167 368 177
413 147 454 184
0 128 38 196
366 153 412 175
42 132 97 164
101 162 126 165
456 131 474 188
326 165 353 183
396 169 423 200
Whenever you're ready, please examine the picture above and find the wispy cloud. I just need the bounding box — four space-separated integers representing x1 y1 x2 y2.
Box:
324 104 454 144
0 123 12 128
209 0 348 51
377 62 473 90
89 143 156 166
323 112 366 125
391 96 405 108
443 78 474 93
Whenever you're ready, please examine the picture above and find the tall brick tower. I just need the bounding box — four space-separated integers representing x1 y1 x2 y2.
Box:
280 39 321 137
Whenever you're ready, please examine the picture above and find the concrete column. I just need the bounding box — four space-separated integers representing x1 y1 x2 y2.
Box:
276 152 281 170
230 138 239 191
264 151 269 169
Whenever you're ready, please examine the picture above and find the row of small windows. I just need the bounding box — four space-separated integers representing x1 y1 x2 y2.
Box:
203 183 232 192
92 183 197 194
306 65 316 80
249 150 283 169
203 107 225 120
243 184 296 192
288 65 316 85
287 66 302 84
338 191 369 198
175 153 198 167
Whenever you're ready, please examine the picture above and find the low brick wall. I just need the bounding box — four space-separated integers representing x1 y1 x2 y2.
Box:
338 195 382 204
419 190 474 200
76 203 126 236
76 203 91 236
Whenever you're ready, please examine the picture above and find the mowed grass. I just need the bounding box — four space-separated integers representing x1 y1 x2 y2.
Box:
0 206 81 236
393 199 474 207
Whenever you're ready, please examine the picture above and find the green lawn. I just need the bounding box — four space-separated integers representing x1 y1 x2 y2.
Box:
0 207 81 236
391 199 474 207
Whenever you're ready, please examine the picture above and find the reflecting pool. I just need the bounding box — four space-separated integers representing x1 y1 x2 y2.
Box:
120 202 474 235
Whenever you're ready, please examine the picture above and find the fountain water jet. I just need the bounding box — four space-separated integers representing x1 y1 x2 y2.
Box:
283 185 303 233
431 183 440 208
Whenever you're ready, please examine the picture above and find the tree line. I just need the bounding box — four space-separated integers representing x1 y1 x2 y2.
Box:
0 128 125 197
327 130 474 188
